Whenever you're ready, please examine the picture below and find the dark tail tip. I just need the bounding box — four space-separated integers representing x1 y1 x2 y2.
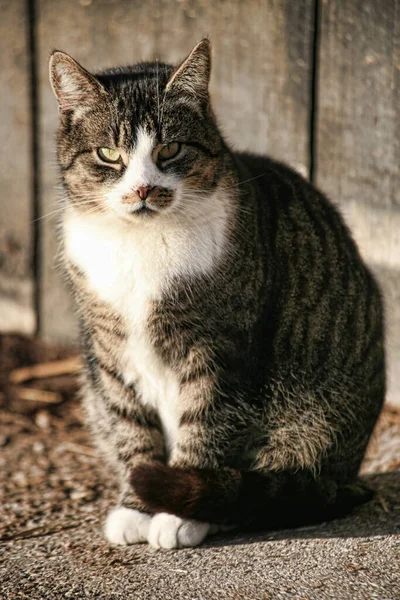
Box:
131 463 243 522
131 462 209 518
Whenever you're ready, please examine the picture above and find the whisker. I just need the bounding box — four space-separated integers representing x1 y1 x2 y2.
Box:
33 208 64 223
156 59 161 132
226 173 267 189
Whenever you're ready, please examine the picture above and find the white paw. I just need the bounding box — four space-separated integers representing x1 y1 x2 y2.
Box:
148 513 210 549
104 507 151 545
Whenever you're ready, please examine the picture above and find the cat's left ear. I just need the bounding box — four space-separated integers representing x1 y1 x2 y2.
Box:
166 38 211 109
49 51 106 114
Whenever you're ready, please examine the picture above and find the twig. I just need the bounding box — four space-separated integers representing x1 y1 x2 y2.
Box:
61 442 98 458
9 357 81 384
376 494 390 513
0 413 34 428
0 521 82 541
17 387 63 404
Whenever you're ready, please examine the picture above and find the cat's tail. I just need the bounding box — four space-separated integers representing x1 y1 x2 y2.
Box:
131 463 372 530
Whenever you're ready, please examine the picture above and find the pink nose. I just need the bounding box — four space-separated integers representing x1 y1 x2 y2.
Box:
135 186 153 200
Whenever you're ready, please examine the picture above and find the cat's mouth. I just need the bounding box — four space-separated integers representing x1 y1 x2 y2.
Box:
121 187 176 214
132 204 157 216
124 201 158 218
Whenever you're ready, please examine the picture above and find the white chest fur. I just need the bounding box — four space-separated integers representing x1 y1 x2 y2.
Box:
63 206 227 452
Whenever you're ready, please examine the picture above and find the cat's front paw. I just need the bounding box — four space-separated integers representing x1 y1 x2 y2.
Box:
104 507 151 545
148 513 210 549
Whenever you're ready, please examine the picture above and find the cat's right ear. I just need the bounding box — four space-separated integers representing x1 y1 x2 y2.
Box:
49 51 105 114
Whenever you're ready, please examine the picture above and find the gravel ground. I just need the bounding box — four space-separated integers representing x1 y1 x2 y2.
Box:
0 335 399 600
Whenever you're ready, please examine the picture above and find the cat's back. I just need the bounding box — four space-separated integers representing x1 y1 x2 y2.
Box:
234 151 384 387
234 151 370 273
235 151 341 222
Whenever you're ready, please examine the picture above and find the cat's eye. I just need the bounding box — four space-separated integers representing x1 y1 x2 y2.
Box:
97 147 121 163
158 142 181 161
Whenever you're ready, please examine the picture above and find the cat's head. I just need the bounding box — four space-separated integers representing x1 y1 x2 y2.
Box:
49 39 228 224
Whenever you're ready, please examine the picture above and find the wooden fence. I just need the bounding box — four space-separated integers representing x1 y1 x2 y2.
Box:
1 0 399 404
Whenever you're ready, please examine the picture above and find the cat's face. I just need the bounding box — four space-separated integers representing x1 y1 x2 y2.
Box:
50 40 226 224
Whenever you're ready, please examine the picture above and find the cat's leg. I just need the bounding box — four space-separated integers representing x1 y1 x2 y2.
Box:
133 375 378 532
83 381 164 545
145 371 235 549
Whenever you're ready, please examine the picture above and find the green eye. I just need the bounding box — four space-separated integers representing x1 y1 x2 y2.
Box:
97 147 121 163
158 142 181 161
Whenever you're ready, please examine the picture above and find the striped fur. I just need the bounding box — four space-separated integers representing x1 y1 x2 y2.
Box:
50 40 385 548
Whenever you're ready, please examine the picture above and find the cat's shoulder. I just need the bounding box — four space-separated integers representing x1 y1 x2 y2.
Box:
234 151 313 192
233 151 336 214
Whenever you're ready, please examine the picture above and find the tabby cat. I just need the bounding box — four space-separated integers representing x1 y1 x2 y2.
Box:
49 39 385 549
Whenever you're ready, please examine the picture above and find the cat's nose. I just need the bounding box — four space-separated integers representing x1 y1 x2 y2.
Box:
135 186 153 200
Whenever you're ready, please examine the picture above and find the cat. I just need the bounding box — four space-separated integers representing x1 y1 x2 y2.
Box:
49 39 385 549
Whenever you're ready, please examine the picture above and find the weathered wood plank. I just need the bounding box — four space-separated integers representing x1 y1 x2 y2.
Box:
316 0 400 405
0 1 35 334
37 0 314 343
373 266 400 409
316 0 400 210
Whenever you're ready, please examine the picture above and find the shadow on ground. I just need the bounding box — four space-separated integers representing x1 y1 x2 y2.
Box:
205 471 400 552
